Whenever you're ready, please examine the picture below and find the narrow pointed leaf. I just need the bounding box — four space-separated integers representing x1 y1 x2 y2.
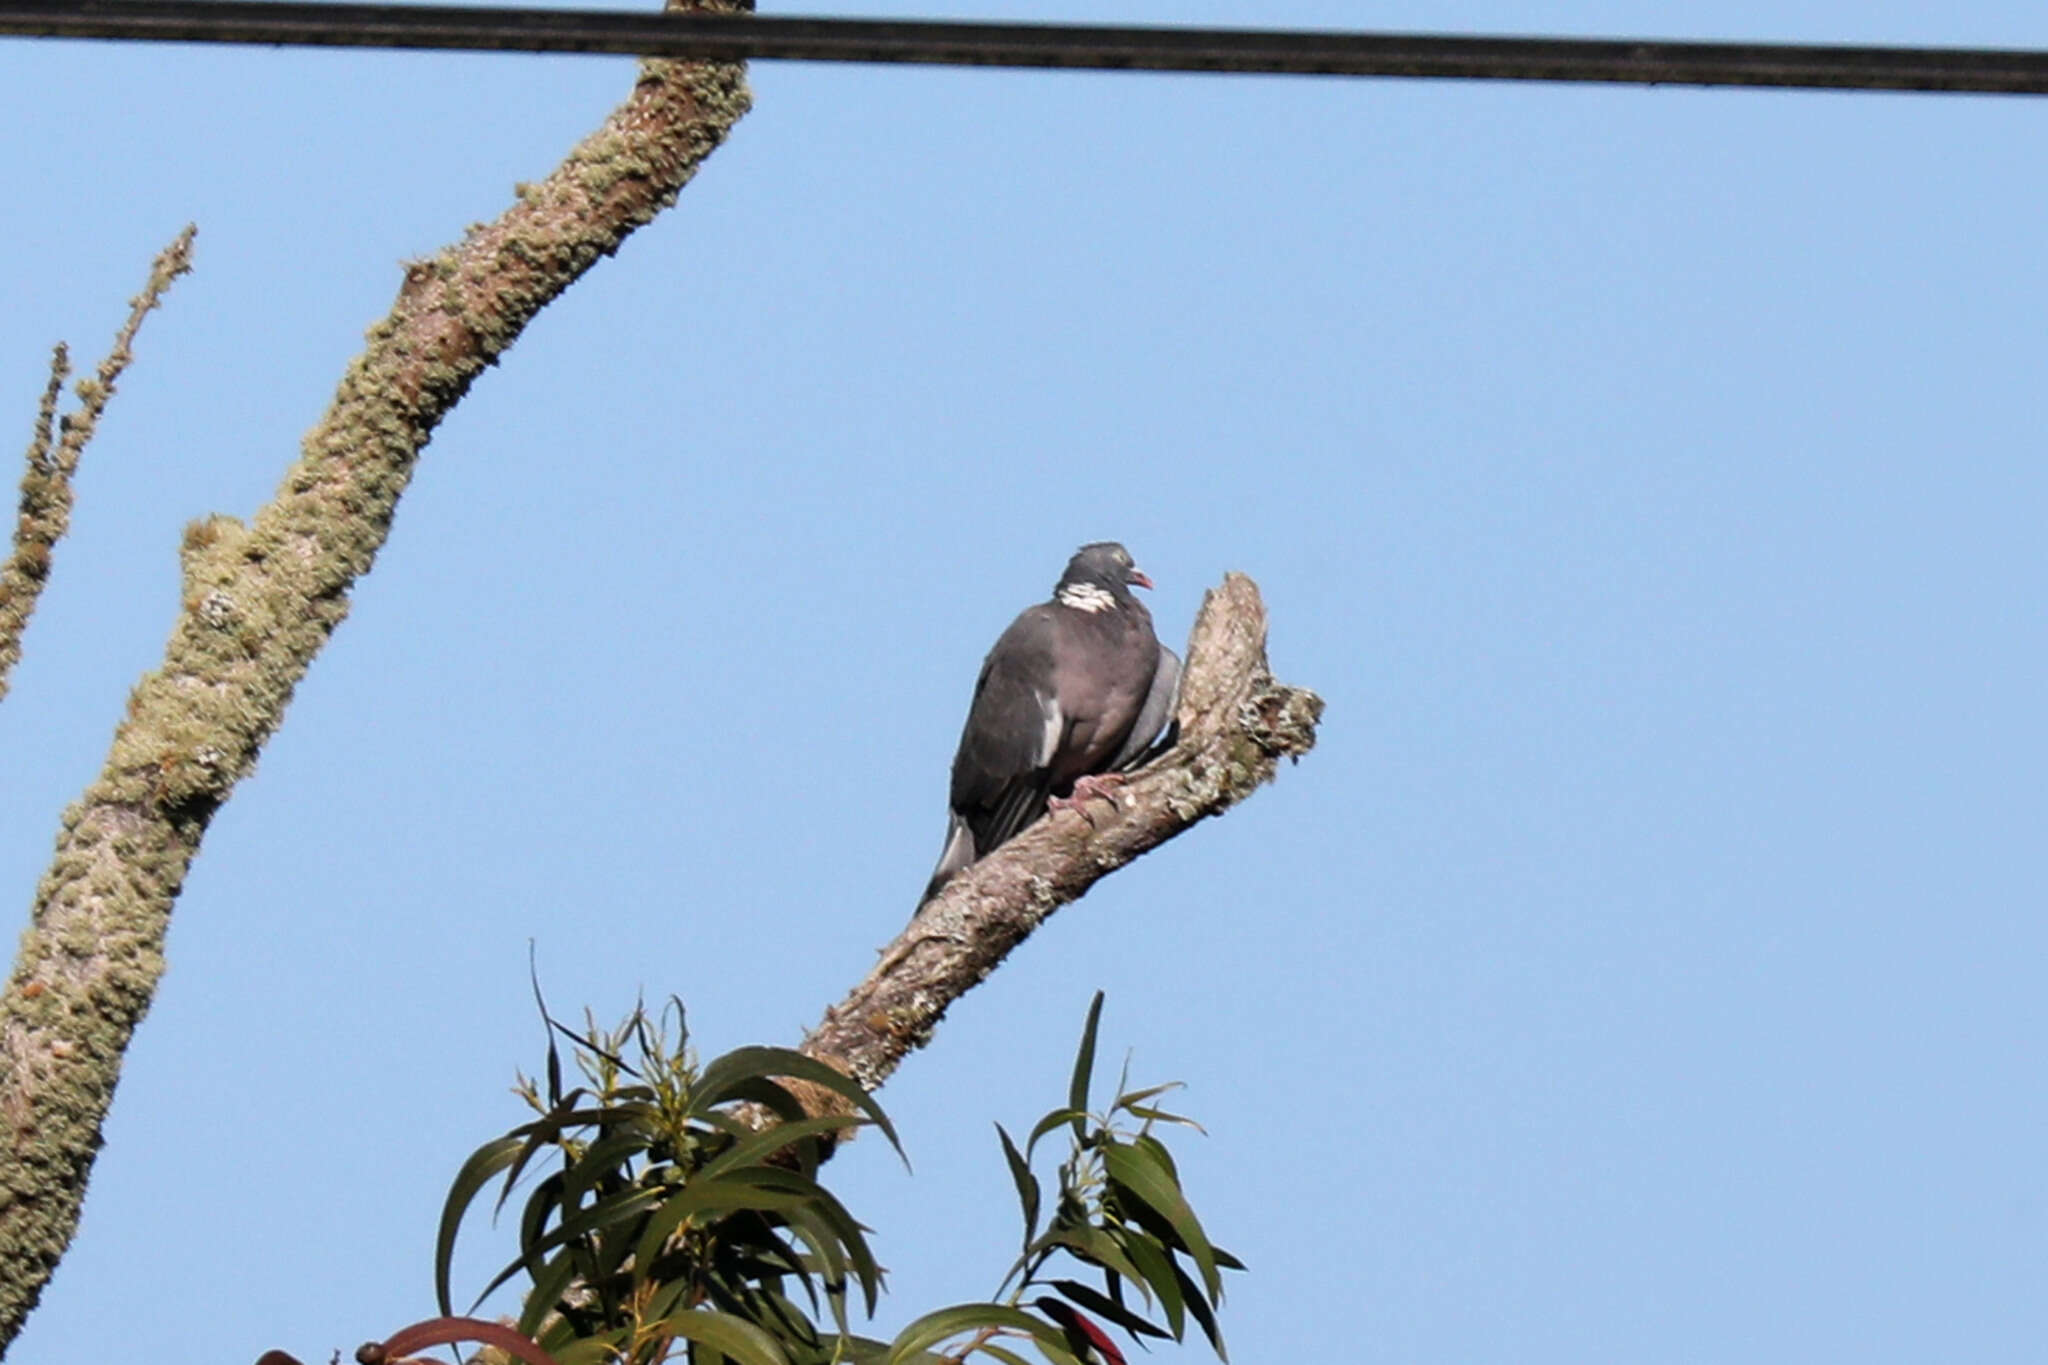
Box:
707 1075 810 1125
1132 1133 1180 1183
514 1246 585 1340
1123 1105 1202 1131
725 1166 882 1297
1029 1226 1145 1294
556 1128 658 1225
495 1094 639 1218
474 1184 668 1309
693 1046 903 1157
1047 1280 1170 1340
1171 1261 1228 1362
996 1124 1041 1243
779 1210 843 1322
1109 1082 1182 1113
1102 1140 1220 1302
643 1308 792 1365
700 1113 874 1181
826 1336 940 1365
630 1180 812 1287
544 1030 565 1107
1067 993 1106 1140
643 1276 701 1327
551 1330 632 1365
436 1135 523 1314
1111 1228 1184 1338
887 1303 1076 1365
1025 1108 1088 1157
512 1173 567 1289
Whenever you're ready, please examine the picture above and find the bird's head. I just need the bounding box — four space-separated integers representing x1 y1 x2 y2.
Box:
1057 542 1153 611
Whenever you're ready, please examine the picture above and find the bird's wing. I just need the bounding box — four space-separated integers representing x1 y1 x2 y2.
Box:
949 607 1067 854
1110 641 1181 772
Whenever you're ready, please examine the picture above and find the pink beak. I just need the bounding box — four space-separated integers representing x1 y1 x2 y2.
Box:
1130 569 1154 590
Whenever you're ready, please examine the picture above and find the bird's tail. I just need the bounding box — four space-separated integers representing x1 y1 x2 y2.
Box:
919 813 978 907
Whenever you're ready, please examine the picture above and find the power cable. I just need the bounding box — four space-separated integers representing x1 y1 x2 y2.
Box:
5 1 2048 94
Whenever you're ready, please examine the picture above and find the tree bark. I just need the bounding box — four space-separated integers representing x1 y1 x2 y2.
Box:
0 20 751 1349
799 573 1322 1101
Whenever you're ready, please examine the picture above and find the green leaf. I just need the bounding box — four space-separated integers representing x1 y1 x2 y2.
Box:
474 1183 669 1308
534 974 565 1105
729 1167 884 1308
1171 1259 1229 1362
512 1173 567 1288
699 1114 875 1182
1109 1082 1182 1113
1024 1108 1088 1158
558 1125 658 1216
643 1307 793 1365
1122 1104 1202 1132
661 995 692 1055
1067 993 1106 1141
550 1328 631 1365
642 1273 697 1324
629 1179 814 1288
1102 1140 1220 1303
826 1336 939 1365
1046 1279 1170 1340
886 1303 1076 1365
693 1046 903 1159
803 1211 880 1320
436 1134 523 1314
1112 1227 1185 1339
494 1094 628 1218
777 1209 843 1323
996 1124 1041 1244
705 1075 811 1126
706 1277 818 1352
975 1346 1037 1365
1132 1132 1180 1183
1029 1225 1145 1295
514 1244 587 1340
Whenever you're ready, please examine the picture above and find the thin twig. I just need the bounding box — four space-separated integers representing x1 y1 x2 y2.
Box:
0 226 195 701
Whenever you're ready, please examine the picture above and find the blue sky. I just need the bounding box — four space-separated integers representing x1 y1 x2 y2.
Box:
4 2 2046 1361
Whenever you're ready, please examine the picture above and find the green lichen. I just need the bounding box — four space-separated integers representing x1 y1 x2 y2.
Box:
0 54 753 1350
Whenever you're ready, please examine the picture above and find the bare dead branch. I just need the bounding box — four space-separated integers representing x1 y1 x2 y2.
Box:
0 11 752 1346
0 227 195 702
800 573 1322 1098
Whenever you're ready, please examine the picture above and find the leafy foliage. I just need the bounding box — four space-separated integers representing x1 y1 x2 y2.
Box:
438 999 898 1365
880 992 1241 1365
438 993 1234 1365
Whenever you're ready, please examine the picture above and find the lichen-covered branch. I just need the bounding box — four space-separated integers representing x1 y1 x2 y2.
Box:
0 228 195 704
0 20 752 1348
799 573 1322 1097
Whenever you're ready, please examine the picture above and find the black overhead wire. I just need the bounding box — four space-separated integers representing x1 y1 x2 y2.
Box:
5 0 2048 94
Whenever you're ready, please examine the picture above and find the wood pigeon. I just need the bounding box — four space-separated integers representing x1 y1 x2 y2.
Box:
921 542 1181 905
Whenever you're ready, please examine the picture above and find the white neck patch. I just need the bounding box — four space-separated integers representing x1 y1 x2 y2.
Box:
1057 581 1117 613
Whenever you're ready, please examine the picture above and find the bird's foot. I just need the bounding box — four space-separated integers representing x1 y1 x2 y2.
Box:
1050 772 1129 819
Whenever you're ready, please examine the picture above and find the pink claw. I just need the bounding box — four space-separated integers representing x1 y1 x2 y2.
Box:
1050 771 1129 815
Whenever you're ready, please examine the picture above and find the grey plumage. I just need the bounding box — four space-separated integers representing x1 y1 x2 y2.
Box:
921 543 1177 905
1108 643 1180 772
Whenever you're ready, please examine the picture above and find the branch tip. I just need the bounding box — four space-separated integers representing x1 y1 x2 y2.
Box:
796 572 1320 1109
